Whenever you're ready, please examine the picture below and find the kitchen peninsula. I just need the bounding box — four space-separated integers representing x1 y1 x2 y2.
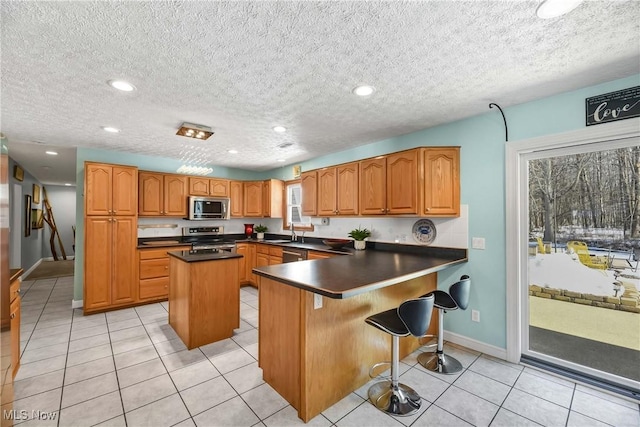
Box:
253 244 467 422
168 249 242 349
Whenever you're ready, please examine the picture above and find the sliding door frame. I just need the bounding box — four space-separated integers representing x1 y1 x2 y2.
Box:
505 119 640 388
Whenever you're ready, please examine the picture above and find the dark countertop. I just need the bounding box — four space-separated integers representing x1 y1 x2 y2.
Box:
167 250 244 263
253 246 467 299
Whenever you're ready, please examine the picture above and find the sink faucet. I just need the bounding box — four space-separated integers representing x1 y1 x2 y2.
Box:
290 223 297 242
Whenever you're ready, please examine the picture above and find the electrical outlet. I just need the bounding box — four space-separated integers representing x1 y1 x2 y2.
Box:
314 294 323 309
472 310 480 322
321 217 330 225
471 237 486 250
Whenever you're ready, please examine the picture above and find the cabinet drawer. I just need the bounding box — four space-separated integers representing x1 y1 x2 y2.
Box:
140 258 169 279
257 244 270 255
139 277 169 300
10 277 20 302
139 246 190 260
268 246 283 257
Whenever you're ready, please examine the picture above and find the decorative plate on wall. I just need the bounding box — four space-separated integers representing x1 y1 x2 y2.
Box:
412 219 437 245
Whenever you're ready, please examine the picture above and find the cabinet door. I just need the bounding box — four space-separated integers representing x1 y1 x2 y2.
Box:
301 171 317 216
248 243 257 284
189 177 210 196
243 181 263 217
336 162 358 215
423 147 460 217
387 149 419 214
164 175 188 216
317 168 337 216
10 296 20 378
112 166 137 215
111 216 137 304
85 163 112 216
359 158 387 215
230 181 244 217
84 217 113 310
210 179 230 197
236 243 248 283
256 252 269 268
138 172 163 216
263 179 283 218
307 251 335 260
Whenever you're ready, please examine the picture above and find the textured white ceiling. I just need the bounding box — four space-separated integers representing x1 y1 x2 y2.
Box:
2 1 639 184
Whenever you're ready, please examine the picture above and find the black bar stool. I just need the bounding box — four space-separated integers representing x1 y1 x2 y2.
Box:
418 275 470 374
365 295 435 416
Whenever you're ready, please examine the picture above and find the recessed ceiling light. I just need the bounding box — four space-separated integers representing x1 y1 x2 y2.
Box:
45 151 58 156
273 126 287 133
102 126 120 133
64 183 72 186
228 150 238 154
277 159 286 163
352 85 375 96
108 79 136 92
536 0 583 19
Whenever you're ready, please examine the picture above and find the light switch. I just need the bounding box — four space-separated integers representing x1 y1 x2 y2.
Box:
314 294 323 309
472 237 486 250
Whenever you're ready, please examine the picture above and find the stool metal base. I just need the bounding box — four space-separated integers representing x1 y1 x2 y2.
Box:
417 351 463 375
368 380 421 416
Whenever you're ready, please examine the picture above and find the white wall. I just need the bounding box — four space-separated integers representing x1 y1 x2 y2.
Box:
42 185 76 258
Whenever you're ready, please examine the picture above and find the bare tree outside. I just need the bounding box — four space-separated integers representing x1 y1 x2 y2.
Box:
529 146 640 250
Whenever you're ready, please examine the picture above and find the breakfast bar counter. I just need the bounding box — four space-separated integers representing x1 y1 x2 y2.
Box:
253 245 467 422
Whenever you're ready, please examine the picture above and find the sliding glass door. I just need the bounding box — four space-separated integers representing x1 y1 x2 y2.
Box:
520 139 640 393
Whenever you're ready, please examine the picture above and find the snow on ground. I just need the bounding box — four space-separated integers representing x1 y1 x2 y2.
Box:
529 252 621 297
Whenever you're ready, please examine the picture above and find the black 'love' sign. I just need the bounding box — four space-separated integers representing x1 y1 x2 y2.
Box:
586 86 640 126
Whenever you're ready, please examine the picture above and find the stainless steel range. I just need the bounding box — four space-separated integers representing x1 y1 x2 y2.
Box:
182 226 237 252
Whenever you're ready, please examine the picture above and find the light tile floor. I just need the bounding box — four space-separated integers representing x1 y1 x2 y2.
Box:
10 276 640 427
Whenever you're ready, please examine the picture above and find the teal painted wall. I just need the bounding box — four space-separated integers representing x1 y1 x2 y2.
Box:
266 74 640 349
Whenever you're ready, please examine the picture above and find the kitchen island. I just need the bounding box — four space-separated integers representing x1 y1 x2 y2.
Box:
253 245 467 422
168 249 242 349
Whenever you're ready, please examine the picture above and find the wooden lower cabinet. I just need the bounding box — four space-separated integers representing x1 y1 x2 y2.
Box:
168 256 240 349
138 246 191 301
236 243 248 283
10 296 20 379
84 216 137 313
307 251 337 260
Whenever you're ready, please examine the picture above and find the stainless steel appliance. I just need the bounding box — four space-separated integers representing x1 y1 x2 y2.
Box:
188 196 230 220
282 248 307 263
182 226 236 252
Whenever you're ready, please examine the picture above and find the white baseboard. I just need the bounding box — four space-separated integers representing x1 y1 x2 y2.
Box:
444 330 507 360
19 259 43 280
44 256 75 261
71 299 83 309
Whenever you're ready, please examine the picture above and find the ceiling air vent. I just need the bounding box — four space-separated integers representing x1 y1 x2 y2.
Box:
278 142 293 149
176 122 214 140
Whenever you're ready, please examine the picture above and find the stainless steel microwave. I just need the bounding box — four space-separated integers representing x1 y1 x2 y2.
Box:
188 196 230 220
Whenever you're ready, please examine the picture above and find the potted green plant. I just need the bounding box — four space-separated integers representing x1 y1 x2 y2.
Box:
254 224 268 240
348 227 371 250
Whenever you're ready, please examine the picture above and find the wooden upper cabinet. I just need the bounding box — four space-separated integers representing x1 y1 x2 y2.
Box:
139 172 187 217
386 149 419 215
422 147 460 217
243 181 263 217
210 179 229 197
336 162 358 215
230 181 244 217
189 177 210 196
263 179 284 218
163 174 187 217
317 168 337 216
359 157 387 215
85 162 137 216
139 172 164 216
301 171 317 216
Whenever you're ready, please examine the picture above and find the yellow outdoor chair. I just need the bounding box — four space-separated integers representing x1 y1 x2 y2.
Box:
567 241 608 270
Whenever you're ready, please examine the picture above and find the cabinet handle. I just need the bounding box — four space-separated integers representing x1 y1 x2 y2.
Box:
165 266 168 269
425 208 430 212
10 313 15 319
16 289 20 294
380 208 385 212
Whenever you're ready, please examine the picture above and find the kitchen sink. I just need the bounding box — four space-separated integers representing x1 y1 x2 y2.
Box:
263 239 291 243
